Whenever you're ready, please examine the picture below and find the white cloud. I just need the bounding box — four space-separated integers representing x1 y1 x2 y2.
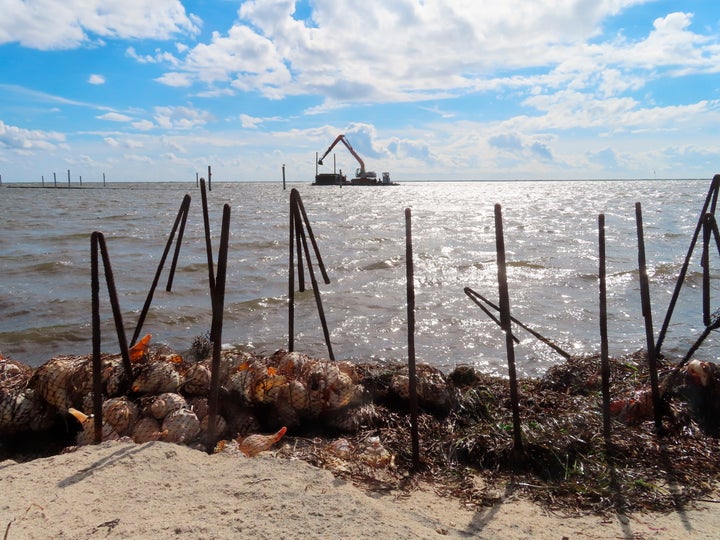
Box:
0 0 200 50
132 119 155 130
153 105 213 130
97 112 132 122
0 120 65 151
88 74 105 85
239 114 263 128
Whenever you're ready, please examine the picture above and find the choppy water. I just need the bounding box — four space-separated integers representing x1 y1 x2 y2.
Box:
1 179 718 376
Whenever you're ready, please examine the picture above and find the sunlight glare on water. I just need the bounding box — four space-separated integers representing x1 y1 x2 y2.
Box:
0 179 717 377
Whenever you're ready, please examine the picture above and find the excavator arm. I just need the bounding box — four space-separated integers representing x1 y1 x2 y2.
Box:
317 134 366 176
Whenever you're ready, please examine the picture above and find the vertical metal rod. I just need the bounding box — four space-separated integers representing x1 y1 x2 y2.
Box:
165 195 191 292
494 204 524 454
293 201 334 360
405 208 420 469
91 232 103 444
598 214 612 446
207 204 231 449
131 194 191 345
294 198 306 292
635 203 663 435
288 195 296 352
656 175 720 352
96 233 133 380
702 213 712 326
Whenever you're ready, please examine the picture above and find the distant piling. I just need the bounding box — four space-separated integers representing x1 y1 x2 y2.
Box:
208 165 212 191
41 175 44 187
103 172 106 187
282 164 286 190
53 172 57 187
67 169 70 187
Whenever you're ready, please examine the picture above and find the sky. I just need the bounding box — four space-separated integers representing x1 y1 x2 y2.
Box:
1 0 720 183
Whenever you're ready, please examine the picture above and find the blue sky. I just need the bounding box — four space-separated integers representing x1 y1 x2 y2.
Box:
1 0 720 182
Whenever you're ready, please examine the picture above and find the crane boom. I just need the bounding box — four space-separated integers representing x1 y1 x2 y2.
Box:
317 134 372 178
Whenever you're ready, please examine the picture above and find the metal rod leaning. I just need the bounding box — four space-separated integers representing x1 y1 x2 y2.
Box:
656 175 720 352
293 199 334 360
131 194 191 345
464 287 570 358
635 202 663 435
464 287 520 344
96 232 133 379
494 204 524 456
166 195 191 292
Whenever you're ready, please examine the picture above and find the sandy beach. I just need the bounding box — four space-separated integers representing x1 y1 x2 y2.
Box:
1 440 718 539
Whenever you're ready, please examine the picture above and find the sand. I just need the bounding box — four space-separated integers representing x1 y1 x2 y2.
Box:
1 440 718 539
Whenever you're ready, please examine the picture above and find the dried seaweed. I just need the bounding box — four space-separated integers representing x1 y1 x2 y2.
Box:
278 351 720 515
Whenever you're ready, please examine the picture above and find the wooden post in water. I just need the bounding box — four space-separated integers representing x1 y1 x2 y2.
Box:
405 208 420 470
208 165 212 191
79 175 82 186
41 175 44 187
103 172 106 187
67 169 70 187
494 204 524 457
598 214 612 447
635 202 663 435
196 172 199 188
53 172 57 187
282 164 286 190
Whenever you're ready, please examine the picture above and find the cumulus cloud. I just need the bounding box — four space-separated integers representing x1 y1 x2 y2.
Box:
128 0 720 117
0 0 200 50
0 120 65 151
88 74 105 85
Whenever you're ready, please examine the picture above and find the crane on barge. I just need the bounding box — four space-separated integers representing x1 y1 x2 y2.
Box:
315 134 394 185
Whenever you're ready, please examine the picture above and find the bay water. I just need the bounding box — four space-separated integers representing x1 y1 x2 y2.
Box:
1 179 717 376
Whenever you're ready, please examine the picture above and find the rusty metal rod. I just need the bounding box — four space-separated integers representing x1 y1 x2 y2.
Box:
207 203 231 450
294 190 330 284
463 286 570 359
90 232 103 444
635 202 663 435
656 175 720 352
165 194 191 292
288 194 296 352
131 194 191 345
464 287 520 344
96 232 133 380
405 208 420 470
598 214 612 447
200 179 216 296
293 200 334 360
494 204 524 455
703 213 712 326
